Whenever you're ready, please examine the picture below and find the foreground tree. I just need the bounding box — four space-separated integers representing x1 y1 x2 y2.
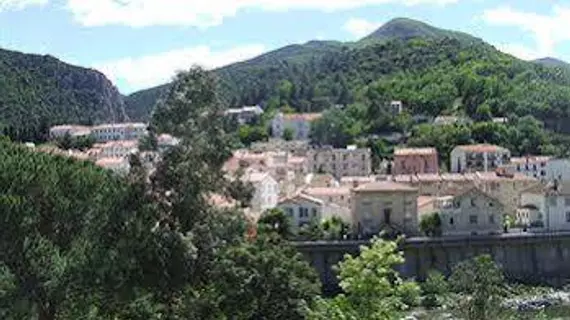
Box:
308 237 420 320
450 254 505 320
0 141 132 320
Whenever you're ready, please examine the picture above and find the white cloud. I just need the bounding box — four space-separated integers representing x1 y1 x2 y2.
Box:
66 0 457 28
344 18 382 39
483 5 570 58
0 0 47 11
95 44 266 93
494 43 542 61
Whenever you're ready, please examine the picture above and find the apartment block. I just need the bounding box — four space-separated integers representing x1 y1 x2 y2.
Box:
277 193 351 231
90 123 147 142
393 147 439 175
49 125 91 139
307 145 372 178
450 144 511 173
271 112 322 141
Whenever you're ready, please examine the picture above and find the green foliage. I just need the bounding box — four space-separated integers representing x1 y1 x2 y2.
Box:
421 270 449 309
257 208 294 240
299 217 326 241
310 106 365 147
282 127 295 141
54 133 95 151
419 213 442 237
138 131 158 151
321 217 351 240
0 48 126 143
238 124 269 146
308 237 421 320
450 254 505 320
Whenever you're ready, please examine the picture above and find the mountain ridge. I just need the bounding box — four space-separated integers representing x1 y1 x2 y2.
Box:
124 17 486 120
0 47 127 141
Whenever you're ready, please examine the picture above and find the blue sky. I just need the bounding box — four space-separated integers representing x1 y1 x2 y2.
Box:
0 0 569 94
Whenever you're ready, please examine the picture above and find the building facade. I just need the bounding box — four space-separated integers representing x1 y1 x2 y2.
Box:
49 125 91 139
436 188 504 236
302 187 352 208
393 147 439 175
351 181 419 237
307 145 372 178
225 105 264 125
450 144 511 173
520 182 570 231
90 123 147 142
243 171 279 213
271 112 322 141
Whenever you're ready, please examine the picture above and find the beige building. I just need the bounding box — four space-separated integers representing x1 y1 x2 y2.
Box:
434 187 504 236
473 171 539 216
277 193 351 231
393 147 439 175
450 144 511 173
351 181 419 238
308 145 372 178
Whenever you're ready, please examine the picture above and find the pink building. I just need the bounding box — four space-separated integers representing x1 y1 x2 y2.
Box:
393 148 439 175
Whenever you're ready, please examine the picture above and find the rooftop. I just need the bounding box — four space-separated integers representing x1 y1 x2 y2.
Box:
92 122 147 130
96 157 128 167
302 187 351 197
510 156 552 165
281 113 323 122
394 147 437 156
279 192 324 205
353 181 418 193
455 144 508 153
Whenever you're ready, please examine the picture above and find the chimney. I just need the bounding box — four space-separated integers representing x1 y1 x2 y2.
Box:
353 180 359 189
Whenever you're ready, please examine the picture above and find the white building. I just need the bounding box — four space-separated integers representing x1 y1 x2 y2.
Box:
307 145 372 178
390 100 403 115
502 157 570 182
271 112 322 141
49 125 91 139
277 193 351 231
450 144 511 173
242 171 279 213
520 182 570 231
90 123 147 142
225 105 264 125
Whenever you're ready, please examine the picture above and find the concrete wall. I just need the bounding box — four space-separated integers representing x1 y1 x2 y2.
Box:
295 232 570 295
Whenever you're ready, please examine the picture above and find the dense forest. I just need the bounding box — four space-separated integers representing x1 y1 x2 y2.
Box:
124 17 570 136
0 48 127 142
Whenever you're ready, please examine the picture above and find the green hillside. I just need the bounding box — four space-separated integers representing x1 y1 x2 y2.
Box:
0 48 127 142
124 17 570 137
533 57 570 70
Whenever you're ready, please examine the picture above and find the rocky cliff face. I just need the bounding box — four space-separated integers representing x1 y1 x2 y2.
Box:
0 48 127 140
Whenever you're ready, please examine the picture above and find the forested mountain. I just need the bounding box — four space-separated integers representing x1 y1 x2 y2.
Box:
125 17 570 136
360 17 483 45
533 57 570 70
0 48 127 141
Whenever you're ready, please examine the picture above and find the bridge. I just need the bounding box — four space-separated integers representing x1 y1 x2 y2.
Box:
294 232 570 294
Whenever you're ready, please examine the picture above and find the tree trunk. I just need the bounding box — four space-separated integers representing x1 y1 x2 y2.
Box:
38 302 56 320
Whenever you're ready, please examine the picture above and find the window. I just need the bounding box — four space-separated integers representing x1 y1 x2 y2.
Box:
311 208 318 217
489 214 495 224
449 217 454 225
469 215 478 224
516 164 521 171
299 207 309 218
343 154 347 161
286 207 294 217
343 163 348 170
384 208 392 224
471 198 477 207
489 202 494 207
566 212 570 223
332 154 336 161
565 197 570 207
541 170 546 176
